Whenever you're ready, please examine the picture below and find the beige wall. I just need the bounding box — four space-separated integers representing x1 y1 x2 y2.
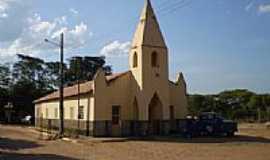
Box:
35 94 94 121
92 69 188 122
93 70 132 121
138 46 170 120
169 80 188 119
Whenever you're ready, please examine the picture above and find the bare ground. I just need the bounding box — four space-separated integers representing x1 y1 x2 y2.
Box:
1 123 270 160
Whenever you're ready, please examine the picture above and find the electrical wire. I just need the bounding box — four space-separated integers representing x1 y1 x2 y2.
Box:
158 0 193 16
157 0 187 12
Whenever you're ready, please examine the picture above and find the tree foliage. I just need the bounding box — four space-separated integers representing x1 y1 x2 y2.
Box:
0 63 11 88
188 90 270 122
0 54 112 122
65 56 112 86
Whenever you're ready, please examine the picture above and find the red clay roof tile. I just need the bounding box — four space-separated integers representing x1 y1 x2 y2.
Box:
34 71 130 103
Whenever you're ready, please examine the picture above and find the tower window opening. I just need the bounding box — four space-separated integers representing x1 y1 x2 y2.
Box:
151 51 158 67
133 52 138 68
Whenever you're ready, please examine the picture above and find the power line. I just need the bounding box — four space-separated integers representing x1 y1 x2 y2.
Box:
157 0 186 12
158 0 193 16
157 0 171 8
158 0 192 15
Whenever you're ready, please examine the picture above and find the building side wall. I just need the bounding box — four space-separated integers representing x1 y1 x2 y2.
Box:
94 71 132 121
169 82 188 119
35 95 95 136
35 94 94 121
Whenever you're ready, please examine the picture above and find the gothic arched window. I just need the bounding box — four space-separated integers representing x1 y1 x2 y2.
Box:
133 52 138 68
151 51 158 67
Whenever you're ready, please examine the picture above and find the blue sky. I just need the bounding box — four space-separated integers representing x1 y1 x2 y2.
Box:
0 0 270 94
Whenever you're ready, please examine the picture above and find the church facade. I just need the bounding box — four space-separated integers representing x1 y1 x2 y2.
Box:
34 0 188 137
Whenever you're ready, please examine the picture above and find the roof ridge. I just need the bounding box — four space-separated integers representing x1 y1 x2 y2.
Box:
34 71 131 103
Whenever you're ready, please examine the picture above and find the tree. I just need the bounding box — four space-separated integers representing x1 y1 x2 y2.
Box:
9 55 48 119
44 61 67 90
0 52 114 123
2 54 113 122
13 54 44 81
265 95 270 121
188 95 205 114
248 95 263 110
65 56 112 86
0 63 12 88
0 87 9 121
0 63 12 120
188 90 260 120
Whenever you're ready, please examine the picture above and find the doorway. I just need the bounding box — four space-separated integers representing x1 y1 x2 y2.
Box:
148 93 163 135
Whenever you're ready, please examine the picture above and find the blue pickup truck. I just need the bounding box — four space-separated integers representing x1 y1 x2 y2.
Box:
180 112 238 138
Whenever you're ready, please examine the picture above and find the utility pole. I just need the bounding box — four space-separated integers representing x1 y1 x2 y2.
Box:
77 58 81 135
45 33 65 136
59 33 64 136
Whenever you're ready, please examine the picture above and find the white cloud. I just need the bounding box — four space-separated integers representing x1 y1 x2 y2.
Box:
0 12 8 18
69 8 79 15
100 41 131 57
0 11 92 61
258 4 270 13
0 0 92 62
0 0 9 18
0 0 31 42
54 16 67 25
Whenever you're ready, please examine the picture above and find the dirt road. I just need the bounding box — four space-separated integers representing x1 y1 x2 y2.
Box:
1 124 270 160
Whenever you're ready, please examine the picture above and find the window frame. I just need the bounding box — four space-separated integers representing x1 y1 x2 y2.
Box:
133 52 138 68
36 107 40 118
78 105 84 120
54 108 58 119
45 108 49 119
151 51 158 67
112 105 121 125
70 107 74 120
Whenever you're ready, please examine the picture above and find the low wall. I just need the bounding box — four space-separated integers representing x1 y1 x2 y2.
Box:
35 118 185 137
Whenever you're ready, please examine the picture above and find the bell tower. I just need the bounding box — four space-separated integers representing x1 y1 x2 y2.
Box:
129 0 169 90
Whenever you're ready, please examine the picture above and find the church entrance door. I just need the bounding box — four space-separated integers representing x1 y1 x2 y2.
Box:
148 94 163 135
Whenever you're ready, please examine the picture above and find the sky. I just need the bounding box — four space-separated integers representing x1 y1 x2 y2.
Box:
0 0 270 94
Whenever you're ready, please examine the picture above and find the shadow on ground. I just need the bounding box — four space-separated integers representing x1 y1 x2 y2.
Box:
0 137 41 151
0 152 79 160
99 135 270 144
129 135 270 144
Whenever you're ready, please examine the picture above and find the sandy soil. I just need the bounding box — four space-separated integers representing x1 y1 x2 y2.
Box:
0 123 270 160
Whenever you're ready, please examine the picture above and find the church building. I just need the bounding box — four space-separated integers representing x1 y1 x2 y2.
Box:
34 0 188 136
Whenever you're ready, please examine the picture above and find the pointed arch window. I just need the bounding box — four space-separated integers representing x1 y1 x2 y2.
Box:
151 51 158 67
133 52 138 68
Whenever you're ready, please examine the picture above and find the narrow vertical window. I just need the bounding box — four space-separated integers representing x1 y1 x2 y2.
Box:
45 108 49 119
36 108 40 118
112 105 120 125
151 51 158 67
133 52 138 68
54 108 58 119
78 106 84 119
70 107 74 119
